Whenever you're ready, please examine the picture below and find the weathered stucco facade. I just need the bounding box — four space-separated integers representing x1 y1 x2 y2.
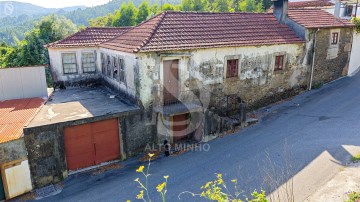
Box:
48 47 102 86
135 43 308 111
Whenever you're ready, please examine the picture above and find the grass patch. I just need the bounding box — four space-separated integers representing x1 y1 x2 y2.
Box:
351 154 360 162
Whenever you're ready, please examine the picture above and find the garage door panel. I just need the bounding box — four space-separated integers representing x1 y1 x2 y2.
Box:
64 118 120 171
93 129 120 164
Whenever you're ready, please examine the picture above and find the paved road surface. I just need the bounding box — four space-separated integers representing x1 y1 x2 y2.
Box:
37 74 360 202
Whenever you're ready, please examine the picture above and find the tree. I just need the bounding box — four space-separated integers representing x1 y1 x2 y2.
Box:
161 3 176 11
232 0 240 12
181 0 192 11
3 14 77 67
89 14 113 27
214 0 230 12
192 0 207 11
137 1 150 24
112 2 138 27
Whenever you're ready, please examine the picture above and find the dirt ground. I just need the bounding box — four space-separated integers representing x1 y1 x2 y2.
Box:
305 162 360 202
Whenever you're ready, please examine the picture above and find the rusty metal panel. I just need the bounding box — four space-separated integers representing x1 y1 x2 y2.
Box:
64 118 120 171
64 124 95 171
1 159 32 199
92 119 120 164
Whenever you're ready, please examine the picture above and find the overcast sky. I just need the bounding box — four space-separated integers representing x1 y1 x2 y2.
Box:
0 0 111 8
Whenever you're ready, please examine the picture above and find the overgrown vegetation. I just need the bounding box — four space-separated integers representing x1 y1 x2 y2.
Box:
351 154 360 162
131 153 267 202
345 191 360 202
352 18 360 33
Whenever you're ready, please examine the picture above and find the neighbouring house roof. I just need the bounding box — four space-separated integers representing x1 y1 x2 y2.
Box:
288 0 334 8
99 11 304 53
0 98 44 144
288 9 354 28
46 27 132 48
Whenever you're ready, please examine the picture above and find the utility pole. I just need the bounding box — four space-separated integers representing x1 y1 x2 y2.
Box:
355 0 359 18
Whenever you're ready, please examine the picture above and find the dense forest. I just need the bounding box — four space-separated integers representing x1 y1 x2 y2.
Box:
0 0 272 69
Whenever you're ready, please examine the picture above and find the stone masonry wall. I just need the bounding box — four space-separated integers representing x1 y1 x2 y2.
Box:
310 28 353 86
0 138 27 165
24 109 154 188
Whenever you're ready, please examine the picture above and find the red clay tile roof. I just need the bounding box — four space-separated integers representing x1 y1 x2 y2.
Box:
0 98 44 144
288 9 354 28
289 0 334 8
46 27 131 48
100 11 304 53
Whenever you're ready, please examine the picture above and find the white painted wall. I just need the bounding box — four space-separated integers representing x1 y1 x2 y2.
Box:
0 66 47 101
349 32 360 76
99 48 137 96
48 47 102 82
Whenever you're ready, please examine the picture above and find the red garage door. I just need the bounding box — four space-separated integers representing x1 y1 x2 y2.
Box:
64 118 120 171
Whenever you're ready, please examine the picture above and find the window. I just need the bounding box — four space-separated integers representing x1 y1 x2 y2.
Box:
62 53 77 74
82 52 96 73
113 56 119 81
331 32 339 45
106 55 112 77
274 55 285 71
226 59 239 78
119 58 125 83
101 53 106 74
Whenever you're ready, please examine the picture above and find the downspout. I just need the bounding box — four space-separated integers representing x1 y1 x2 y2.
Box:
309 28 320 90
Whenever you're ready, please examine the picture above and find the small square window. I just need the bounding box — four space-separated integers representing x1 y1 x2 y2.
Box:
226 59 239 78
331 32 339 45
62 53 77 74
275 55 285 71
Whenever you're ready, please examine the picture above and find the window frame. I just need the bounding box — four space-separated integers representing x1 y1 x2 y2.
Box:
62 52 78 74
106 55 112 78
226 59 239 78
81 51 97 73
331 32 339 45
101 53 106 74
274 55 285 71
119 58 126 83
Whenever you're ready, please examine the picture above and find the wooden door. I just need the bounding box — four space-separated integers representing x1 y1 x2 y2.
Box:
172 114 188 142
163 60 179 104
64 118 120 171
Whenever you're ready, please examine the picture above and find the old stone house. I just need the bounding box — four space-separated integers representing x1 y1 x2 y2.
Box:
26 0 354 189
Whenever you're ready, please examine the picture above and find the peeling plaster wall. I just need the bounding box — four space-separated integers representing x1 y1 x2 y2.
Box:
48 47 102 86
307 28 353 85
136 43 308 110
99 48 137 99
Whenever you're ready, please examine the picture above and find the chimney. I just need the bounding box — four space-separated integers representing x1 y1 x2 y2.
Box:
334 0 341 19
272 0 289 24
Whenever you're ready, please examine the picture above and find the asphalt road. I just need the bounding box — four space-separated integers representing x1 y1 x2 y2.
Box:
37 73 360 202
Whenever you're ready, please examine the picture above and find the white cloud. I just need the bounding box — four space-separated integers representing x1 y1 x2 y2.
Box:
0 0 111 8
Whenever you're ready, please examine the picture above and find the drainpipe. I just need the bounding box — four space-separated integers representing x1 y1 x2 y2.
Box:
309 28 320 90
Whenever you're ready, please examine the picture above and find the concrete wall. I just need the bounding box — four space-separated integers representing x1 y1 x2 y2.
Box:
349 32 360 76
308 28 353 86
136 43 308 110
0 66 47 101
48 47 102 86
0 138 27 165
23 109 154 188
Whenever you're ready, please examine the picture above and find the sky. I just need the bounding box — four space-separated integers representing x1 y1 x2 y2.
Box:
0 0 111 8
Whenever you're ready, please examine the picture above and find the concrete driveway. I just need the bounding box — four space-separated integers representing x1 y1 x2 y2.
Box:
36 73 360 202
